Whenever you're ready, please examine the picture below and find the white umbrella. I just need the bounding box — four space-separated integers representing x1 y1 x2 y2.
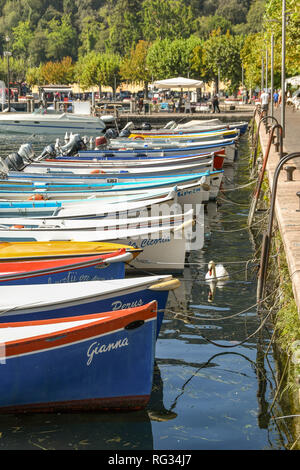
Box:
153 77 203 89
285 76 300 87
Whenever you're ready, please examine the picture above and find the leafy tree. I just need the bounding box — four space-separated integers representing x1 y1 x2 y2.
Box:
40 56 75 84
120 40 152 94
216 0 250 25
194 15 233 38
11 20 34 61
107 0 142 55
146 36 202 80
75 50 121 95
264 0 300 76
78 15 102 56
142 0 194 41
45 14 78 61
240 32 265 90
202 30 244 93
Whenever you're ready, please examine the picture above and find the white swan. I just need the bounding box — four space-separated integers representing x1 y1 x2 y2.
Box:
205 261 229 302
205 260 229 283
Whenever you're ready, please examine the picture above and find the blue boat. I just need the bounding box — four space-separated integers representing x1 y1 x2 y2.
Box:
76 138 238 160
0 275 179 334
0 301 157 413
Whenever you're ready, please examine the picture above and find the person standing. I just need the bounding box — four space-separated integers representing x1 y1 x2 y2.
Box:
212 94 220 113
260 89 269 114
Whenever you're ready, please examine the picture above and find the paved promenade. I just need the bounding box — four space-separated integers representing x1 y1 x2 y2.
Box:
257 106 300 311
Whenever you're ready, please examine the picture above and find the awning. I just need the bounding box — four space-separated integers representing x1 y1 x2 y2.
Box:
153 77 203 89
40 86 72 93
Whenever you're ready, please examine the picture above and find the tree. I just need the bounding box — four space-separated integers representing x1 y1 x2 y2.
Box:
40 56 75 85
120 40 152 94
107 0 142 55
45 14 78 61
264 0 300 77
11 20 34 61
146 36 202 81
75 51 121 96
142 0 194 42
194 15 233 38
202 30 244 93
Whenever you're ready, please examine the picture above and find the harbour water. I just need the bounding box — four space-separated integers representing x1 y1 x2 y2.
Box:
0 131 291 450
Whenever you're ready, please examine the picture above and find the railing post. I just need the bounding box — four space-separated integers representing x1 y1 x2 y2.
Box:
257 152 300 302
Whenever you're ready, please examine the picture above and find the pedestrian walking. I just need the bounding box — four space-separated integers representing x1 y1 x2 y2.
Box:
273 90 279 108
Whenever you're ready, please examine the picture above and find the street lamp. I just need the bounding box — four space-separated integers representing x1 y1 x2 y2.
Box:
281 0 286 138
4 36 12 112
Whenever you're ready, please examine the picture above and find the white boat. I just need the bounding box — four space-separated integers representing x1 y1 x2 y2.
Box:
0 215 194 273
0 108 107 135
0 209 187 231
0 180 210 218
1 192 177 220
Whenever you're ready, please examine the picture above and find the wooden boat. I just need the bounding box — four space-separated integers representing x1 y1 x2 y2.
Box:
0 301 157 413
126 119 248 137
0 209 190 231
0 175 213 207
0 190 176 220
107 135 237 150
0 240 141 261
0 212 194 272
127 128 239 141
0 171 216 200
1 158 215 183
0 249 135 286
0 275 180 334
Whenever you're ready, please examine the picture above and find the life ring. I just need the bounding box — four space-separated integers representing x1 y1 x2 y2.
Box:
133 136 144 140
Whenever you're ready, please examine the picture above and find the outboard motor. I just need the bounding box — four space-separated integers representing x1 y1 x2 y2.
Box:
5 152 26 171
141 122 152 130
118 128 131 138
17 143 35 163
60 133 87 156
0 158 9 178
36 143 57 161
105 128 119 140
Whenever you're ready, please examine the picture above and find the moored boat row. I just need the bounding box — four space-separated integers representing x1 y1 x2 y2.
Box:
0 117 247 413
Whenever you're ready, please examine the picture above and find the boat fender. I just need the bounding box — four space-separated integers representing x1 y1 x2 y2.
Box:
11 225 24 229
27 194 45 201
149 278 181 291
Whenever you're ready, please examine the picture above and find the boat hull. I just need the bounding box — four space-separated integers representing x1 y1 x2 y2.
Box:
0 276 174 334
0 302 157 413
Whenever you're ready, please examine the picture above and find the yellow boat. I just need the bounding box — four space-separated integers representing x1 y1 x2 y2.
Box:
129 128 238 140
0 241 141 261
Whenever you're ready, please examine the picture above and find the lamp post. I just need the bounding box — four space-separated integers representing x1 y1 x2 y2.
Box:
281 0 286 138
271 33 274 120
4 36 12 112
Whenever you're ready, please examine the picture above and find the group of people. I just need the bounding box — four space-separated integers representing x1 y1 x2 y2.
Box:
260 89 283 114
